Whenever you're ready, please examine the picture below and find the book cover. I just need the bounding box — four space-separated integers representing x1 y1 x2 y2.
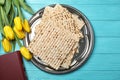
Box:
0 51 27 80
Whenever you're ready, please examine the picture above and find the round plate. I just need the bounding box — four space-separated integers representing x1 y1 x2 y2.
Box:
24 4 94 74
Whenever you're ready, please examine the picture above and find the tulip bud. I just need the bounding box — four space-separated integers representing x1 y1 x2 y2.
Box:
20 46 32 60
13 26 25 39
14 17 22 31
3 26 14 40
2 38 12 52
22 19 31 33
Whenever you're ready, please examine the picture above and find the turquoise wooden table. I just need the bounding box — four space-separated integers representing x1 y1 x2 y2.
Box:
1 0 120 80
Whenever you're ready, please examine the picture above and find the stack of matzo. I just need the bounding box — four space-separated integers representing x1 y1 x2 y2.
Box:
28 4 85 70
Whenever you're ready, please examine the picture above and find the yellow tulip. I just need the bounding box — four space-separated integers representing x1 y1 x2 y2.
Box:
22 19 31 33
13 26 25 39
2 38 12 52
20 46 32 60
14 17 22 31
3 26 14 40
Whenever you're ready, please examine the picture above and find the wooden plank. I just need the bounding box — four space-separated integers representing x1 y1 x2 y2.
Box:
26 70 120 80
23 4 120 21
72 5 120 21
23 53 120 71
93 37 120 53
92 21 120 37
82 53 120 71
26 0 120 5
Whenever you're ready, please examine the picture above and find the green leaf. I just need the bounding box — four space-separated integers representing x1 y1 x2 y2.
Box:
8 2 15 26
0 6 9 25
0 0 5 5
4 0 12 15
19 0 34 14
11 40 16 52
13 0 19 7
12 1 17 17
20 0 25 2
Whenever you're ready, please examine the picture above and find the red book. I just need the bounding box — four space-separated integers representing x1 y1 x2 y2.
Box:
0 51 27 80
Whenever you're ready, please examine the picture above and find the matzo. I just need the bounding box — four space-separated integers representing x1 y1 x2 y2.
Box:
28 4 85 70
61 43 78 68
28 21 79 70
36 4 84 37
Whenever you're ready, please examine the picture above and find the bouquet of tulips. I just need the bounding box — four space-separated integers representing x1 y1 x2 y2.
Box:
0 0 34 60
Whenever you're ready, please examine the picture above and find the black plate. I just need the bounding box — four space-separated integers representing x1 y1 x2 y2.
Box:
24 4 94 74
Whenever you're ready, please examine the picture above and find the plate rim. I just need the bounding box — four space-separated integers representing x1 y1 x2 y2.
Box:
24 4 95 74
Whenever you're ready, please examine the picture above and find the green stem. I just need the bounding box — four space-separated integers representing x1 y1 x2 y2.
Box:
0 6 9 25
14 33 23 47
17 5 24 21
13 0 24 21
0 6 5 38
1 33 5 38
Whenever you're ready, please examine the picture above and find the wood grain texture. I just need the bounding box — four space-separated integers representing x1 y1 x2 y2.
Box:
92 21 120 37
23 4 120 21
23 53 120 71
1 0 120 80
26 0 120 5
26 70 120 80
